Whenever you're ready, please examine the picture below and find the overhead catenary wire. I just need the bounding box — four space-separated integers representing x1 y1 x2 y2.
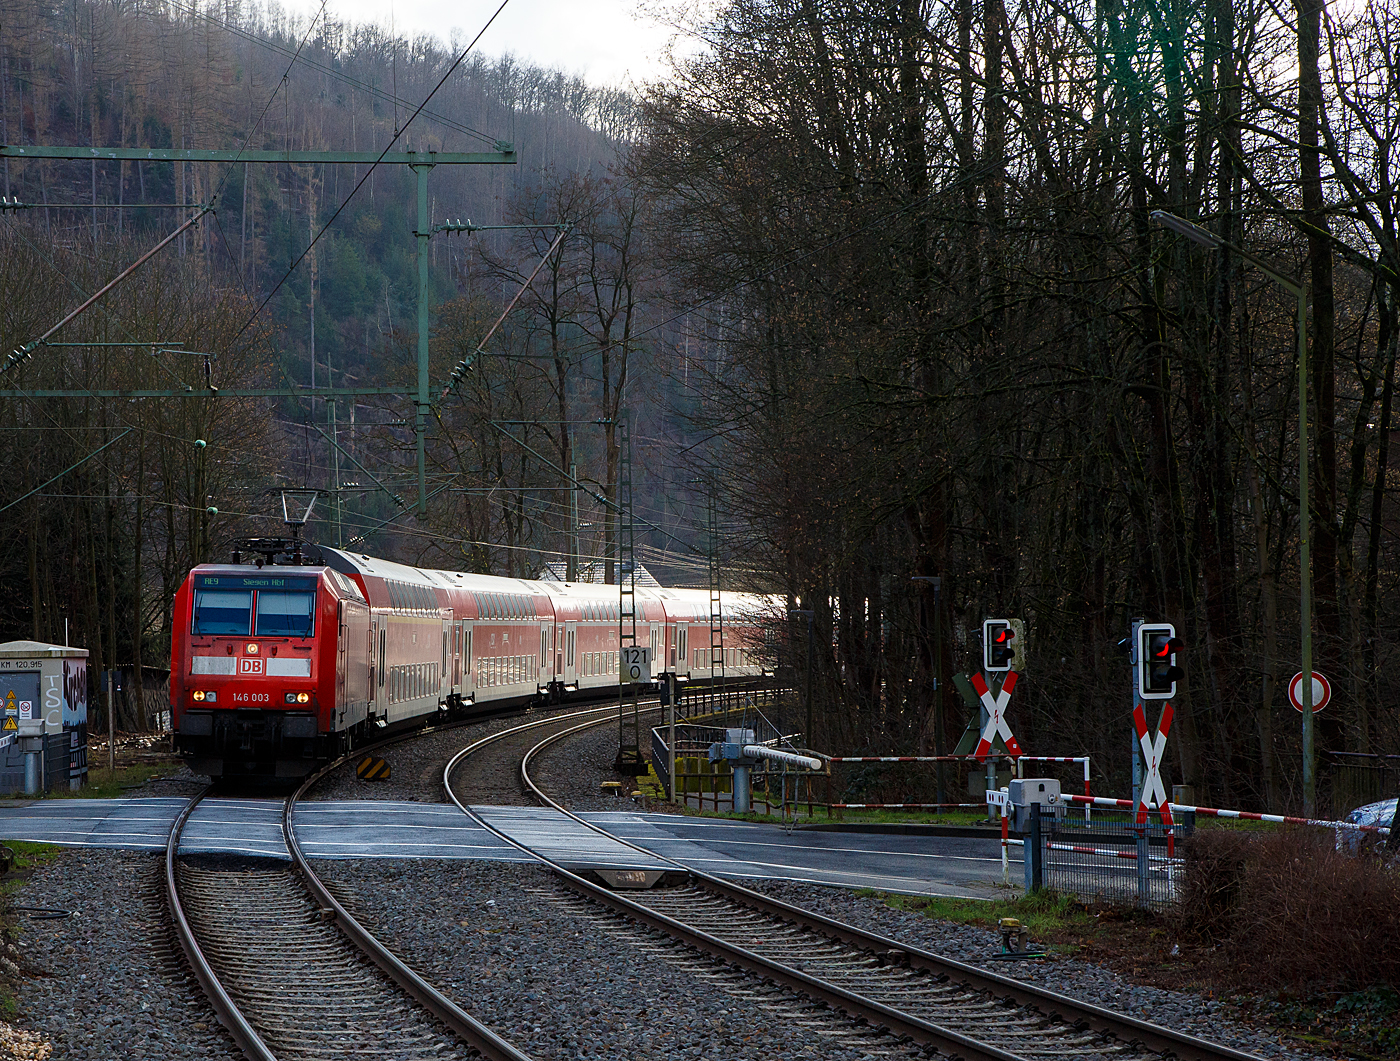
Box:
228 0 515 349
160 0 501 148
211 0 328 205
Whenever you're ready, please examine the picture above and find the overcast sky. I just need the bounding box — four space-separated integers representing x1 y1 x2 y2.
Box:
292 0 698 87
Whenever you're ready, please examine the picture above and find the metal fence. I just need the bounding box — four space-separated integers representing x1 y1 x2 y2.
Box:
652 715 822 815
1327 752 1400 816
1025 804 1184 911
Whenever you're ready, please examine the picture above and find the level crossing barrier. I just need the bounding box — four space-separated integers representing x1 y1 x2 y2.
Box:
1015 755 1093 821
1019 793 1394 912
652 721 820 815
822 754 1015 816
1064 793 1392 837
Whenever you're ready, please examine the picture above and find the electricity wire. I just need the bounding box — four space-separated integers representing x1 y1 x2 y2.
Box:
161 0 501 148
229 0 515 348
211 0 329 205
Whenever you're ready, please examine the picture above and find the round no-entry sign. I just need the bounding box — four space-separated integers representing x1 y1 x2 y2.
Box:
1289 671 1332 713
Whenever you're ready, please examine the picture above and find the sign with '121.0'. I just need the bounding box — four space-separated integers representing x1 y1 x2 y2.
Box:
620 646 652 683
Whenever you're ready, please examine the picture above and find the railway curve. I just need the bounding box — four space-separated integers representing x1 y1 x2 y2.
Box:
443 712 1267 1061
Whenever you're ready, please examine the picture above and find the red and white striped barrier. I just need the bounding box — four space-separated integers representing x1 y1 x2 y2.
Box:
1064 794 1391 835
826 755 1013 763
1016 754 1092 798
1043 839 1178 864
831 802 984 810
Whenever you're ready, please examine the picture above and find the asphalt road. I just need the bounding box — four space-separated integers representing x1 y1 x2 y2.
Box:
0 798 1015 899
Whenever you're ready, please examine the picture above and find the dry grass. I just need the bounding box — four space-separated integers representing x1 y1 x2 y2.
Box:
1175 828 1400 996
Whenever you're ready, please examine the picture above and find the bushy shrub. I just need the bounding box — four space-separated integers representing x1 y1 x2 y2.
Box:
1175 829 1400 994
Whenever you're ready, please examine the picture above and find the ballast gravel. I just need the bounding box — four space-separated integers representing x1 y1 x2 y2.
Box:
11 713 1331 1060
305 701 637 804
313 857 882 1061
10 844 1332 1061
9 849 238 1061
744 879 1327 1061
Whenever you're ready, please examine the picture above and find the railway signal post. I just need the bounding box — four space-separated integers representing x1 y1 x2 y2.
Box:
1129 619 1183 887
976 618 1025 801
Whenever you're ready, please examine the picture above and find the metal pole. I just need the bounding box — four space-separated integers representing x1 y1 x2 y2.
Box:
414 160 432 514
107 668 115 776
1130 617 1149 901
805 614 814 747
570 462 579 582
1131 618 1143 808
1299 284 1315 815
668 675 676 804
933 577 945 806
331 397 343 545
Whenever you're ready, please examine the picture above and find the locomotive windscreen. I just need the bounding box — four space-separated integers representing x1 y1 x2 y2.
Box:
255 591 316 637
193 590 253 635
191 574 319 636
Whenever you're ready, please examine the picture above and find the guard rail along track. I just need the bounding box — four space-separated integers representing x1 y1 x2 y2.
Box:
164 731 537 1061
445 713 1266 1061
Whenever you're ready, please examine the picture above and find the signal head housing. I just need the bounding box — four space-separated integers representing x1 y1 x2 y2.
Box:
1138 622 1184 699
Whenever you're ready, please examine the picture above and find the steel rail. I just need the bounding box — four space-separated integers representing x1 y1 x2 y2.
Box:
164 788 279 1061
283 728 558 1061
444 716 1025 1061
490 715 1263 1061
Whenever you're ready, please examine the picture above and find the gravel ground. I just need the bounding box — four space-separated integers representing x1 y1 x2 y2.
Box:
3 847 1335 1061
314 857 889 1061
118 701 624 804
744 879 1328 1061
9 849 239 1061
5 711 1330 1060
307 702 632 804
522 715 656 813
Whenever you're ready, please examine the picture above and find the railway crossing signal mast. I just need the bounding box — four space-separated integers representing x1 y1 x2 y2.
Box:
1129 619 1184 881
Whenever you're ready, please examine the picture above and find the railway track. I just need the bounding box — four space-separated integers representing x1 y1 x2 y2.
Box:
165 781 532 1060
444 713 1266 1061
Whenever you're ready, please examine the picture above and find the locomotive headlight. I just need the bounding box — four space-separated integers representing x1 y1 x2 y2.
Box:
192 690 216 703
246 642 260 654
296 692 310 703
193 690 205 702
284 693 297 704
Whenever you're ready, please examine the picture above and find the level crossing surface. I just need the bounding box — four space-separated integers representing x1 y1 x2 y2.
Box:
0 798 1010 898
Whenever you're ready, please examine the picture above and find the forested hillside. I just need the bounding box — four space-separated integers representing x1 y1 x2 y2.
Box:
0 0 704 726
4 0 1400 813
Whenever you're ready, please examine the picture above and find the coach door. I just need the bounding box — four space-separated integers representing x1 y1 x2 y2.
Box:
564 621 577 688
464 626 474 696
368 617 377 704
336 602 348 717
453 622 463 691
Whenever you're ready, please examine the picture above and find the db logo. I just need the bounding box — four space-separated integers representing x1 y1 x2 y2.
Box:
239 658 264 675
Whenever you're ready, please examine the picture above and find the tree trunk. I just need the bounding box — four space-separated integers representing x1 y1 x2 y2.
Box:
1297 0 1342 753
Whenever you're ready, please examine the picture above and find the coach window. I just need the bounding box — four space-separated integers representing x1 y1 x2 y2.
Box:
255 591 316 637
192 589 253 635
